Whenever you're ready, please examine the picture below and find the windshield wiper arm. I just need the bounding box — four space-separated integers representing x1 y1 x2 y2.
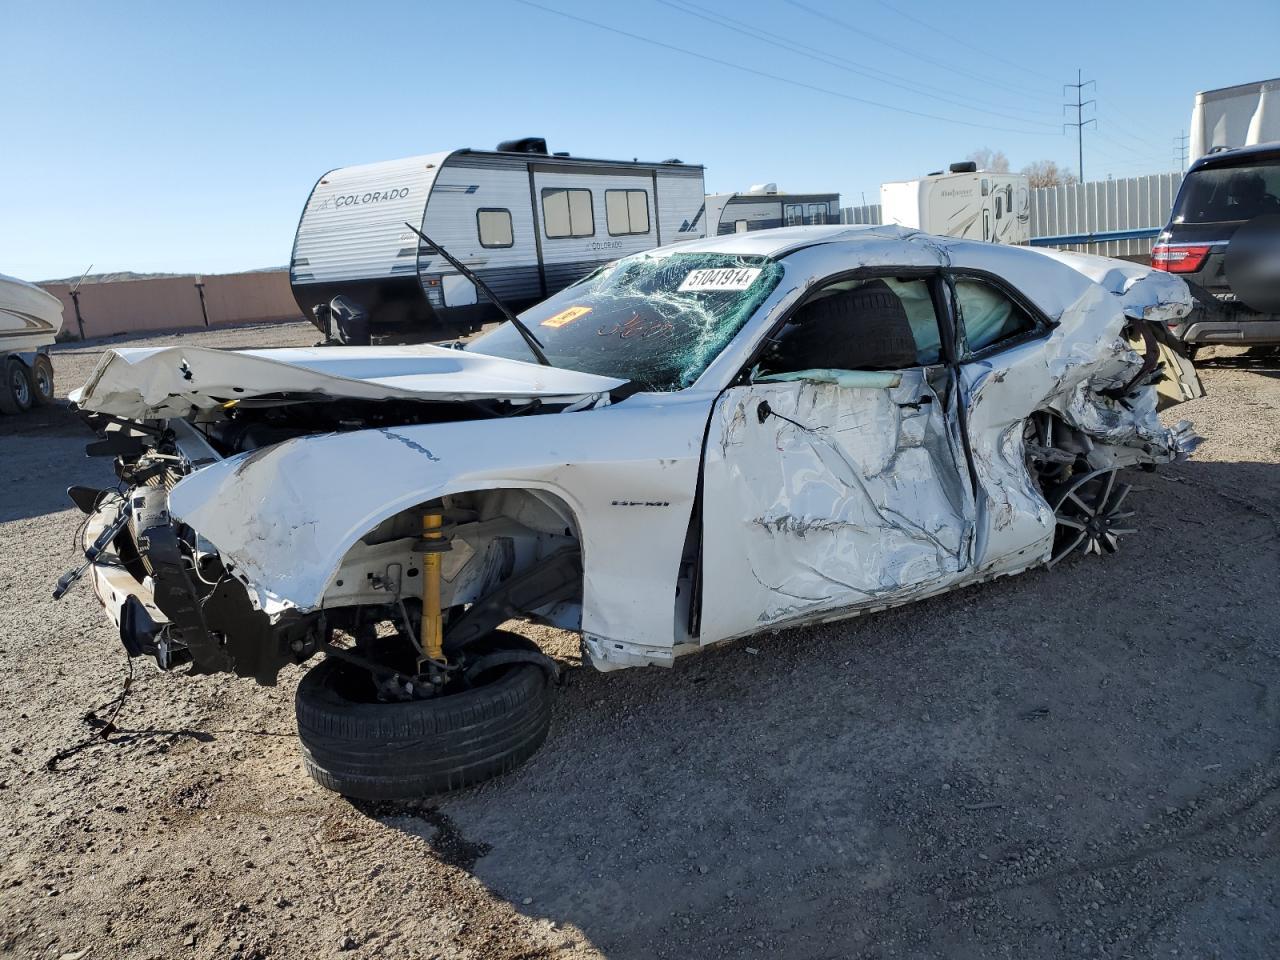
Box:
403 222 551 367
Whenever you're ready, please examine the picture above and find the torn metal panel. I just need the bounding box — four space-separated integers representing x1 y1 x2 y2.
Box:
699 371 975 643
71 344 626 419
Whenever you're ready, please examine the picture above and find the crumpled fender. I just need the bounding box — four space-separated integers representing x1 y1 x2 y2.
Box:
167 393 711 650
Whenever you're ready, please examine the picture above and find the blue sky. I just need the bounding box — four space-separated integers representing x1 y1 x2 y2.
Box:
3 0 1277 279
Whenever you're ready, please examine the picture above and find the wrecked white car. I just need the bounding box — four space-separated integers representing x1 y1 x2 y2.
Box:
64 225 1203 799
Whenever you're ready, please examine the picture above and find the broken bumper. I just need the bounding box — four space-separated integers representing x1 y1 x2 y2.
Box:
78 489 318 684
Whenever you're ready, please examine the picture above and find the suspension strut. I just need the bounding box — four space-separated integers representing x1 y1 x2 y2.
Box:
418 508 450 671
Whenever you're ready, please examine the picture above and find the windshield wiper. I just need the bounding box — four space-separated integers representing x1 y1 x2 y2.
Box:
403 222 551 367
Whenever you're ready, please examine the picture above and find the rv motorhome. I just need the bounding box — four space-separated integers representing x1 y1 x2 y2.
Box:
290 139 706 340
881 162 1029 244
702 184 840 235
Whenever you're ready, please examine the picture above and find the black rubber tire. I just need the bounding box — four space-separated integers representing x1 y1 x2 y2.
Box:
30 354 55 405
295 631 554 800
0 357 33 415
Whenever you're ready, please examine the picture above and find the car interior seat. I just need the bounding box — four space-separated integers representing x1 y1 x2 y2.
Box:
770 279 919 372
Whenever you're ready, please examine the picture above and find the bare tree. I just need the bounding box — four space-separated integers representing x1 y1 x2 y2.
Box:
966 147 1010 173
1021 160 1078 188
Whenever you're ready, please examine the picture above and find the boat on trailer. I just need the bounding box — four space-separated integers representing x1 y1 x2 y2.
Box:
0 273 63 413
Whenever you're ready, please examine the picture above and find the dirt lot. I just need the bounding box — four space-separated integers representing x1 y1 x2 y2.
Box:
1 324 1277 959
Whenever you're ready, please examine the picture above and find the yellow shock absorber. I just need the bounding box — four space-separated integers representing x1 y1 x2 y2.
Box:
420 511 445 663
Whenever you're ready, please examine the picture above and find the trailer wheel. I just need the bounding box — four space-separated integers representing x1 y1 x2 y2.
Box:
0 358 33 415
295 631 555 800
30 354 55 405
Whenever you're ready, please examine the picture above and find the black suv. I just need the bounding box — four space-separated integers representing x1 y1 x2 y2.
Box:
1153 142 1280 354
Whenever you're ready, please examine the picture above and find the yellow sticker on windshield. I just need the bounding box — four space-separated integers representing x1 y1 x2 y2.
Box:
541 305 592 328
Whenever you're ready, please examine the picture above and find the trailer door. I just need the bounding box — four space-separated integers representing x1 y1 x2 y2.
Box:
531 168 654 296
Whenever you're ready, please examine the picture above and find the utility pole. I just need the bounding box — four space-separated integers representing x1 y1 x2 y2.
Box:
1063 69 1096 183
1174 131 1190 170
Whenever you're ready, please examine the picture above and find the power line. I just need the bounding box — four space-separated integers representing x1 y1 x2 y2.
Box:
785 0 1062 106
512 0 1054 135
653 0 1061 129
1063 69 1096 181
1174 131 1190 170
872 0 1061 85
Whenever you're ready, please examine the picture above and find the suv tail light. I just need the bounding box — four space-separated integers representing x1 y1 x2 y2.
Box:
1151 244 1211 273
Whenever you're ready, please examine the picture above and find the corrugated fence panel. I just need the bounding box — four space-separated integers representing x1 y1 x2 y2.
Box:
840 204 882 225
1028 172 1183 259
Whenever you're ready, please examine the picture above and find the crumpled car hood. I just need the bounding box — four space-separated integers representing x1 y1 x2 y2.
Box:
70 344 626 418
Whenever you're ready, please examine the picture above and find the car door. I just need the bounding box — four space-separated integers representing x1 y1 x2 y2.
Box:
698 271 977 645
948 271 1059 576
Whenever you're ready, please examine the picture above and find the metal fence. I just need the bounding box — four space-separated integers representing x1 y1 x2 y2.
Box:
840 203 882 225
1028 172 1183 258
841 172 1183 260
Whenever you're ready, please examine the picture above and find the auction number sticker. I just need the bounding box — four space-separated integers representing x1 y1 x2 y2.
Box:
678 267 762 292
541 305 593 328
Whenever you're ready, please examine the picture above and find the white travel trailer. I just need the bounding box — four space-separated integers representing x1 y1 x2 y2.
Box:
290 139 706 338
881 163 1029 244
703 184 840 235
1189 78 1280 160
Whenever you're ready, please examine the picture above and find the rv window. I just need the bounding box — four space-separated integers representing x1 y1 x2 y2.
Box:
760 276 944 375
995 196 1003 219
542 188 594 239
981 179 990 197
952 276 1039 354
477 208 514 248
806 203 827 225
1005 185 1013 210
605 190 650 236
784 203 805 226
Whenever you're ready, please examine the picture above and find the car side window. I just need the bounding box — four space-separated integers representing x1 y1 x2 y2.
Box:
760 276 943 375
953 276 1039 354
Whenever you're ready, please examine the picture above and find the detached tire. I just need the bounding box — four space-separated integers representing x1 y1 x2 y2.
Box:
295 631 554 800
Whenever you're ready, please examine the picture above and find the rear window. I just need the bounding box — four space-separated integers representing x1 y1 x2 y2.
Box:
1173 162 1280 223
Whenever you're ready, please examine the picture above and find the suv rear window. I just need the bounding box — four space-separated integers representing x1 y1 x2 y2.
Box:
1173 161 1280 223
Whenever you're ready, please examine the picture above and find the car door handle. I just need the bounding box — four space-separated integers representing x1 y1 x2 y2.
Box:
897 395 933 411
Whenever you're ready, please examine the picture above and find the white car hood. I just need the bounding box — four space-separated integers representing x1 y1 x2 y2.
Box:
71 344 627 418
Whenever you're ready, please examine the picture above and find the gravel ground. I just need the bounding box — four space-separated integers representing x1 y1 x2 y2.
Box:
1 324 1277 959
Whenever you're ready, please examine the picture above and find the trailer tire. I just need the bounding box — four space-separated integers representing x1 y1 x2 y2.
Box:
30 354 55 405
295 631 554 800
0 358 33 415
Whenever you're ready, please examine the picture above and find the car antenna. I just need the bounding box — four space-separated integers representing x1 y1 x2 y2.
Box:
402 222 550 366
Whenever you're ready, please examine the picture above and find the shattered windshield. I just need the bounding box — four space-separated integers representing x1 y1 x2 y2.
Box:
466 252 784 391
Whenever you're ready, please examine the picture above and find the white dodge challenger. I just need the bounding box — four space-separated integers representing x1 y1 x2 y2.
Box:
64 225 1203 798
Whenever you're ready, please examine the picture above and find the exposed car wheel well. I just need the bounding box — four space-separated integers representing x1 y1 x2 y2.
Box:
318 487 586 685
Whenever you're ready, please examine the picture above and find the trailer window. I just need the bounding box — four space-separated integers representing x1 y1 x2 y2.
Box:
806 203 827 225
605 190 650 236
477 208 514 248
784 203 804 226
542 188 594 239
981 179 990 197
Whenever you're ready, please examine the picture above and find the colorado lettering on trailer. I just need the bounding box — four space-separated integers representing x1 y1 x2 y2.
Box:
333 187 411 208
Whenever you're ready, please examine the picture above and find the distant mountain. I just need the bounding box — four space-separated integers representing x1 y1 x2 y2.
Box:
39 267 288 284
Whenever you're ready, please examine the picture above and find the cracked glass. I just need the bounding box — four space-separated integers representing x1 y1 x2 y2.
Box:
467 252 784 391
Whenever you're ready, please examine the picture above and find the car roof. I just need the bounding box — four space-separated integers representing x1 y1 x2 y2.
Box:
662 223 926 258
1188 141 1280 172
